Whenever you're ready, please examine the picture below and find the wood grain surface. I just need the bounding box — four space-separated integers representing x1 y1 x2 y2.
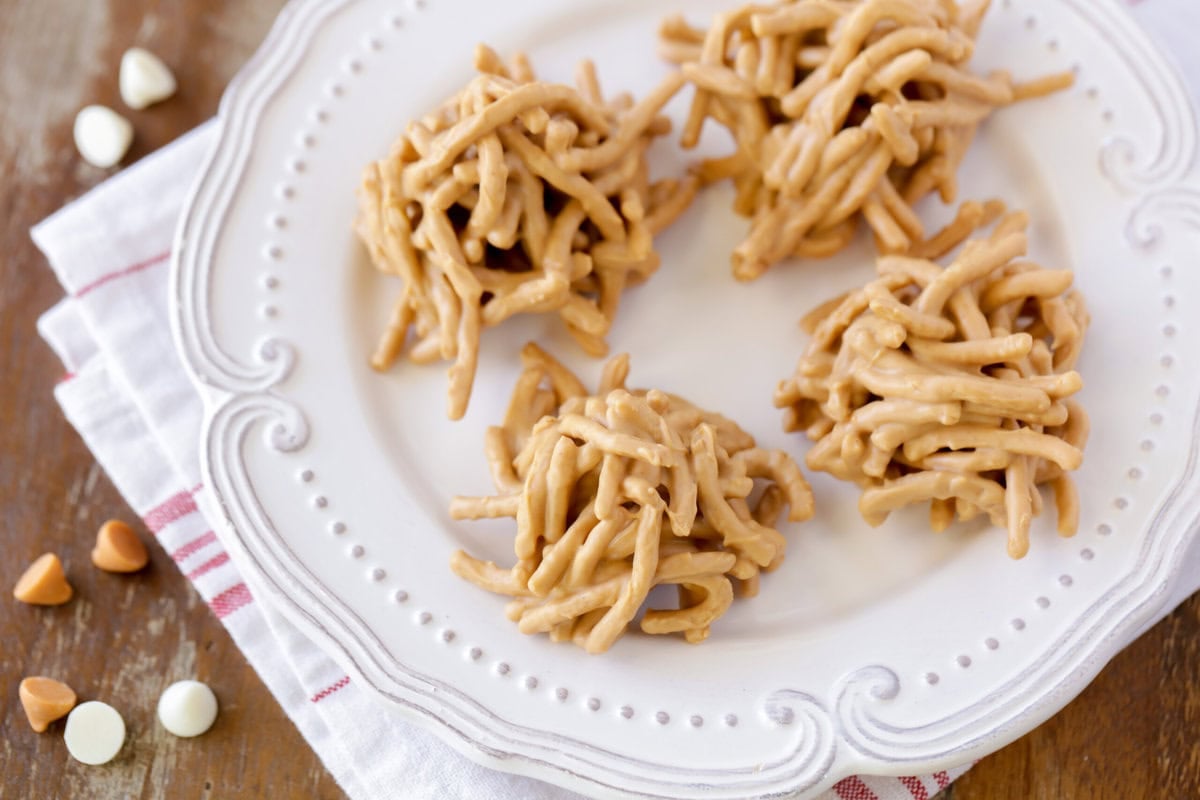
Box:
0 1 1195 799
0 1 342 797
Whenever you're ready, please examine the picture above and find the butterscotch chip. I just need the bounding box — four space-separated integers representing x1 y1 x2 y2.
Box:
13 553 73 605
19 677 77 733
91 520 149 573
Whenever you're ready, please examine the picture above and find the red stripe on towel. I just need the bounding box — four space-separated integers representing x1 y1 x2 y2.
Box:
73 250 171 298
311 676 351 703
209 582 253 619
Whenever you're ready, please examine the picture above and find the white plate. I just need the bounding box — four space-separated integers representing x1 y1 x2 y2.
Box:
171 1 1200 797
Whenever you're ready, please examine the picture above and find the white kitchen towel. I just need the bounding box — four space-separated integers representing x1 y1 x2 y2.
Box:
30 2 1197 798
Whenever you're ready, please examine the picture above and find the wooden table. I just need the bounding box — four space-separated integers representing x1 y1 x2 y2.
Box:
1 1 1196 798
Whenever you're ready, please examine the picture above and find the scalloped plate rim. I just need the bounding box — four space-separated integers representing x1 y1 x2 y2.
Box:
169 0 1200 797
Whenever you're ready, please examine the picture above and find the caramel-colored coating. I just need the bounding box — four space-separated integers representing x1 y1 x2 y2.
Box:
358 45 697 420
91 520 149 573
450 344 814 652
660 1 1074 278
775 206 1089 559
13 553 73 605
19 676 78 733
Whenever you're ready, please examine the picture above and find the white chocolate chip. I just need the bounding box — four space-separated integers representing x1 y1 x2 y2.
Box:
63 701 126 765
73 106 133 169
157 680 218 737
119 48 177 110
